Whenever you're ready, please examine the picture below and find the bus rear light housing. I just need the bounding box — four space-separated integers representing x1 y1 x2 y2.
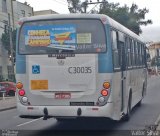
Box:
16 82 23 89
103 82 110 89
98 96 105 103
101 89 109 96
21 96 28 103
19 89 25 96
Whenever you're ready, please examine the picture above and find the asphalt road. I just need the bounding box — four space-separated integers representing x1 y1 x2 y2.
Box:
0 76 160 136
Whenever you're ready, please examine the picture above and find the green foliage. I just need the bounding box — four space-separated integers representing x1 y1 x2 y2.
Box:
67 0 87 13
67 0 152 35
1 29 16 58
99 2 152 35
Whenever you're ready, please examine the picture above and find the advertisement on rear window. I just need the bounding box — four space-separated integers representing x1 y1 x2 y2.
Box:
19 19 106 54
24 25 76 50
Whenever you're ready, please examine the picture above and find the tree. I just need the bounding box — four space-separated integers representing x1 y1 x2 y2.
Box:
67 0 152 35
99 2 152 35
1 29 16 60
67 0 87 13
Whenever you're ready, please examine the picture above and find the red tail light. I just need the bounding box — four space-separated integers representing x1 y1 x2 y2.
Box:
101 89 109 96
19 89 25 96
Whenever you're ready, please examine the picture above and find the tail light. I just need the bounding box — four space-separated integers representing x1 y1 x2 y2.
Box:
103 82 110 89
19 89 25 96
101 89 109 96
16 82 23 89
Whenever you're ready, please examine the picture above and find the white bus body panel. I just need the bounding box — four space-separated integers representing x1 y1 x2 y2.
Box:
27 54 96 93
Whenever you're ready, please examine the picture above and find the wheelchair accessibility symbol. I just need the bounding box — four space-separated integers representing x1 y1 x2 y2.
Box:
32 65 40 74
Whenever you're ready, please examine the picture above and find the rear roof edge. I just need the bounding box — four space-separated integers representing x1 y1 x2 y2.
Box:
19 14 106 22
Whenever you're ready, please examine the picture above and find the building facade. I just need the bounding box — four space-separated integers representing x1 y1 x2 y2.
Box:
34 9 57 16
0 0 14 81
12 1 33 28
148 42 160 60
0 0 33 82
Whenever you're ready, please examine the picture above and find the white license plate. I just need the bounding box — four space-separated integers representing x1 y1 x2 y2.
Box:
55 93 71 99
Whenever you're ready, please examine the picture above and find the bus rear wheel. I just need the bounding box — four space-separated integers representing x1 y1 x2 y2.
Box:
137 84 145 107
122 93 132 121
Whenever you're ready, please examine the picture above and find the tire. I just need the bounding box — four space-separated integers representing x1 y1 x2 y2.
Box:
137 100 142 107
122 92 132 121
137 84 145 107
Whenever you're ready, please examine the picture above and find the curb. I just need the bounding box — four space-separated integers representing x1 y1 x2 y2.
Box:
0 106 16 112
155 114 160 130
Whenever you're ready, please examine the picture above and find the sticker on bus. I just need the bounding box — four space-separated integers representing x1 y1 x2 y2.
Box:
32 65 40 74
31 80 48 90
77 33 91 44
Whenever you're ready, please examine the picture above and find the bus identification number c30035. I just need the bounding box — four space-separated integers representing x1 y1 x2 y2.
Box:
68 67 92 74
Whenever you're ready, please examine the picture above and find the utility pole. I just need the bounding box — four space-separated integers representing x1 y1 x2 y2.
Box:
83 1 88 13
84 0 107 13
8 13 15 81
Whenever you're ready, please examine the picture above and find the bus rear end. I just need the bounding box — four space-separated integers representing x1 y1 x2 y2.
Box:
16 15 114 120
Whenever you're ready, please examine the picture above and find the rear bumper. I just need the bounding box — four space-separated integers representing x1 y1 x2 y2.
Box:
17 102 115 120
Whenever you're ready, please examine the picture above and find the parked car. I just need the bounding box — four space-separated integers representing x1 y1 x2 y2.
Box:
0 84 6 97
0 82 16 96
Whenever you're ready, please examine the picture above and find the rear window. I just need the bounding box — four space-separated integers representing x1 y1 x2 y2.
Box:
18 19 106 54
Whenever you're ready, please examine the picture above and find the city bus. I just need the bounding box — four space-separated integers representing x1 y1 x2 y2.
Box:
16 14 147 121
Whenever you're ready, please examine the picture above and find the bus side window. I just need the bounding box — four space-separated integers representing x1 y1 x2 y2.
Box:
143 45 147 67
132 40 136 67
141 44 145 67
128 38 132 68
137 42 140 67
117 31 126 71
125 36 131 68
139 43 143 67
112 30 120 70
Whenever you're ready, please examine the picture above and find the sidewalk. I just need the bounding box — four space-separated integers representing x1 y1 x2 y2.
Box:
156 114 160 130
0 96 16 112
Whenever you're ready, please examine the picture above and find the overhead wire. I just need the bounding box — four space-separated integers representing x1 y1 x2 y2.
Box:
87 3 99 13
54 0 68 6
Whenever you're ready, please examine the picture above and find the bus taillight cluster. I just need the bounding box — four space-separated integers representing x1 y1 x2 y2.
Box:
101 82 110 96
98 82 110 105
16 82 29 104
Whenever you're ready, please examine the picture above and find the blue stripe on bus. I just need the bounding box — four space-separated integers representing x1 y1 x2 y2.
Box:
98 24 113 73
16 29 26 74
16 54 26 74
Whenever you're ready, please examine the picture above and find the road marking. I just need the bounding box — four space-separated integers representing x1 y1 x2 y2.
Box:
17 117 43 127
